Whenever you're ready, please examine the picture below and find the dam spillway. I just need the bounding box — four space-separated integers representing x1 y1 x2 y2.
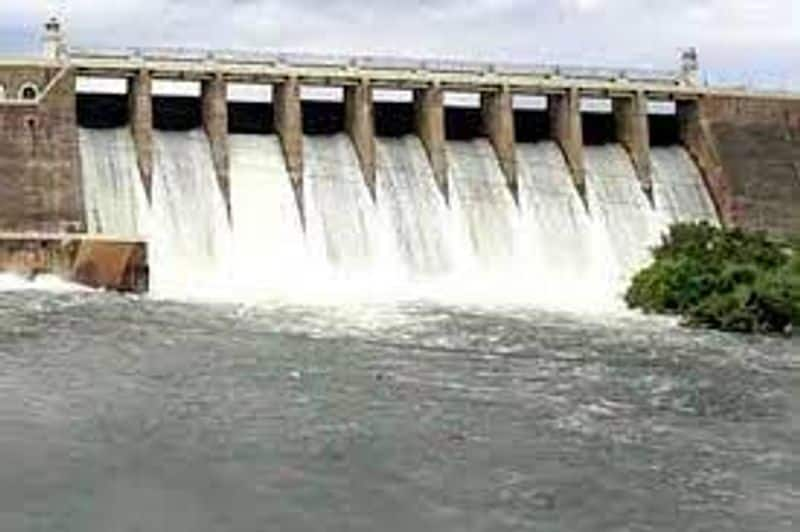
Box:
69 85 722 306
304 133 382 278
228 134 306 290
149 129 232 296
79 127 148 236
651 146 719 226
1 44 798 297
376 136 454 278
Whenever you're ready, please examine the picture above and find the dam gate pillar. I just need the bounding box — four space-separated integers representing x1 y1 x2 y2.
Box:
414 85 449 202
613 91 653 198
345 79 377 200
677 98 734 225
481 87 518 202
549 88 586 199
273 77 305 224
202 75 231 220
128 70 153 199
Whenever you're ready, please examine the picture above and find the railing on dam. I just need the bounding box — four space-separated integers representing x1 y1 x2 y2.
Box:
68 46 682 83
4 46 798 101
62 46 695 96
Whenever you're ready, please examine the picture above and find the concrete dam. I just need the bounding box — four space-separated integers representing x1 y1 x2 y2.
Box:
1 22 799 301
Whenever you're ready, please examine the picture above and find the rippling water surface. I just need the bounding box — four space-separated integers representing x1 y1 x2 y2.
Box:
0 288 796 531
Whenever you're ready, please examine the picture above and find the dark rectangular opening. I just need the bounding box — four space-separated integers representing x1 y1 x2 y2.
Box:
302 101 345 135
153 97 202 131
445 107 484 140
76 94 129 128
228 102 274 134
514 110 550 143
374 102 415 137
581 112 617 145
648 114 681 146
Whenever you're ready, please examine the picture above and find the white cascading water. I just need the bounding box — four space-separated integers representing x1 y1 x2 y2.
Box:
584 145 664 280
75 116 718 309
303 133 385 279
447 139 519 275
376 136 454 279
79 127 149 237
516 141 618 305
651 146 718 226
149 130 232 297
227 134 307 293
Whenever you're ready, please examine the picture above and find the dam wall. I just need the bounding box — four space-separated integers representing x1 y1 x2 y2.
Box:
685 96 800 235
0 46 798 292
0 58 797 238
0 65 85 233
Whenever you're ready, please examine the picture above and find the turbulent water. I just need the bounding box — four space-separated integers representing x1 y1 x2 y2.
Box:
228 134 307 291
0 289 796 532
376 136 454 278
585 145 664 279
516 141 617 305
76 128 717 304
150 130 232 296
447 140 519 274
303 134 384 278
652 146 719 226
79 128 149 236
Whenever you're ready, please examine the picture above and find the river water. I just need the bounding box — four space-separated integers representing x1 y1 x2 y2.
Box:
0 285 796 531
6 127 794 529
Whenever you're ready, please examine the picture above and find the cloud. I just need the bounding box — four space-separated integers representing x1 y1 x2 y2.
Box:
1 1 797 89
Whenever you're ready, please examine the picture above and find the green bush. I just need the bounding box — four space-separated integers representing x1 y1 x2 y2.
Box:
626 222 799 335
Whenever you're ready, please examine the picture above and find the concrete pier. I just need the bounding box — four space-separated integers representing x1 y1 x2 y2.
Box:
345 80 377 199
128 70 153 199
0 234 147 292
677 99 730 224
414 86 449 201
549 88 586 198
202 75 231 219
273 77 305 222
481 87 518 201
613 91 653 197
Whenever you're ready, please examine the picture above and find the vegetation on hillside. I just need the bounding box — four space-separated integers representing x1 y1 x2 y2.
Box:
626 222 799 335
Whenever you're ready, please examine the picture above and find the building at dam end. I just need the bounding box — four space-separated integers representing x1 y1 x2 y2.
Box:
0 18 799 291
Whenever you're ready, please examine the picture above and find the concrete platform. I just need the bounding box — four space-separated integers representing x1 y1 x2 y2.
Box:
0 233 148 293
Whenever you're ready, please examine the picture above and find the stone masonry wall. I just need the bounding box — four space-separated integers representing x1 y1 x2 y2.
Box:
0 66 84 232
702 96 800 237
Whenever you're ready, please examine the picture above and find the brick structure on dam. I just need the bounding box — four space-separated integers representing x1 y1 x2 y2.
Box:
0 19 799 289
0 64 84 234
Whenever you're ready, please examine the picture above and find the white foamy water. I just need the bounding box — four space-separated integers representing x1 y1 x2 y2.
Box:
516 141 618 305
149 130 232 297
651 146 718 226
79 128 149 237
376 136 455 278
585 145 663 278
0 273 92 293
303 134 385 279
227 134 308 291
447 140 519 274
71 125 719 311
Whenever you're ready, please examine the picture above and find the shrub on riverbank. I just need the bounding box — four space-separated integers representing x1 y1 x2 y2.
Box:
626 222 799 335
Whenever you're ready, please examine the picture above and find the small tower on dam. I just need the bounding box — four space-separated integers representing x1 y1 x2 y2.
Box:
680 47 700 86
43 16 67 60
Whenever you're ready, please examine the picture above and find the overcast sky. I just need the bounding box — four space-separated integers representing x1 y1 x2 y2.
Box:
1 1 798 89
